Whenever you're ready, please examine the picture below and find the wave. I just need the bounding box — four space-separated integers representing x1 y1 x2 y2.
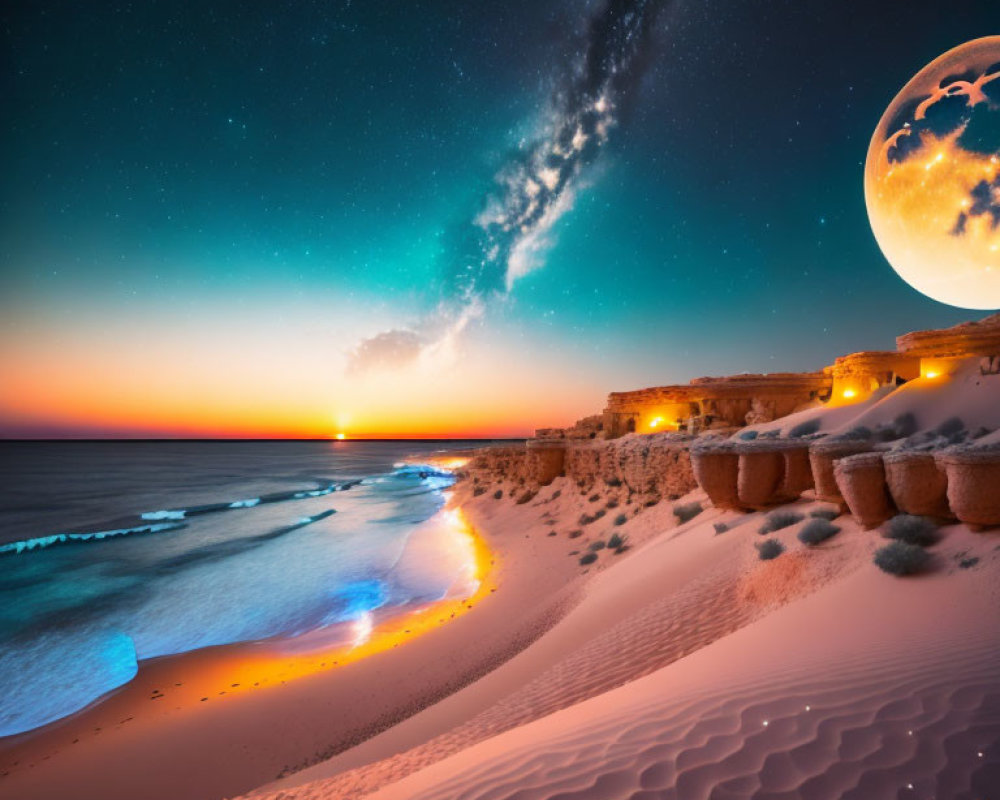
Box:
140 478 364 521
0 522 187 556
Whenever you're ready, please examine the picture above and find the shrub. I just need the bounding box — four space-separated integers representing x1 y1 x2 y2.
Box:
516 489 537 505
606 498 619 509
758 509 804 535
738 429 759 441
840 425 872 441
788 418 821 438
934 416 964 437
493 489 503 500
613 513 628 526
550 489 562 500
757 539 784 560
959 557 979 569
568 529 583 538
579 552 598 565
644 497 660 507
594 508 607 520
547 530 557 537
605 476 623 487
713 522 729 535
589 493 601 502
874 541 930 576
473 486 487 497
579 513 597 525
607 532 625 550
673 501 703 523
809 507 840 520
884 514 939 547
589 540 606 551
798 518 840 545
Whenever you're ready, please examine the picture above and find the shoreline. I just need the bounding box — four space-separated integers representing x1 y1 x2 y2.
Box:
0 482 585 800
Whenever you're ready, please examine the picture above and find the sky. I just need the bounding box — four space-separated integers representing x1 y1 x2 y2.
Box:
2 0 999 439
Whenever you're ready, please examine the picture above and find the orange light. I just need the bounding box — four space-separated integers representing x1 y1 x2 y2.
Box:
842 389 857 399
649 416 664 429
336 432 346 440
924 371 939 379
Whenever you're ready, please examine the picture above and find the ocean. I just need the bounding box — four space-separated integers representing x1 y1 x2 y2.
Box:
0 440 495 737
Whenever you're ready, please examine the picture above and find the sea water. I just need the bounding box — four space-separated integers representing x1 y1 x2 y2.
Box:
0 440 491 737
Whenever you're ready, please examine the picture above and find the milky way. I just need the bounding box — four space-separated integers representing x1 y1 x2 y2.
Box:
347 0 667 373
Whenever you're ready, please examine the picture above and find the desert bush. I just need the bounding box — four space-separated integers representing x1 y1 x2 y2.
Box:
713 522 729 535
934 416 965 437
673 501 703 523
589 540 606 551
547 530 557 537
594 508 607 520
884 514 939 547
493 489 503 500
605 476 623 487
840 425 872 441
738 430 759 441
757 539 784 560
758 509 804 535
809 507 840 520
550 489 562 500
959 556 979 569
798 518 840 545
788 418 821 438
613 513 628 526
516 489 537 505
578 513 596 525
608 532 626 550
874 541 929 576
473 486 487 497
606 498 619 509
568 529 583 538
644 497 660 507
589 493 601 502
579 552 598 565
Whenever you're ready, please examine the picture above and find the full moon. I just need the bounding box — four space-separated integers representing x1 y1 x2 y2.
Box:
865 36 1000 309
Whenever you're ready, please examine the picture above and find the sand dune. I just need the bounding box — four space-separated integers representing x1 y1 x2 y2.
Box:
367 524 999 800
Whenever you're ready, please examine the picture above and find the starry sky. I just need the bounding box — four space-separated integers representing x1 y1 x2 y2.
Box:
2 0 999 438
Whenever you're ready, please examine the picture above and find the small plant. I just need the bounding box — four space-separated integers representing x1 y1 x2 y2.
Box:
606 498 619 509
713 521 728 535
493 489 503 500
593 508 607 520
758 509 804 535
798 518 840 546
605 476 623 487
809 507 840 520
738 429 759 440
589 494 601 502
579 552 598 566
884 514 939 547
607 532 626 550
473 486 487 497
874 541 930 576
550 489 562 500
568 529 583 538
840 425 872 441
789 419 821 438
644 496 660 507
589 540 606 551
613 513 628 526
875 412 918 442
673 501 703 523
516 489 537 505
958 556 979 569
757 539 784 560
934 416 964 437
579 513 596 525
547 530 557 537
